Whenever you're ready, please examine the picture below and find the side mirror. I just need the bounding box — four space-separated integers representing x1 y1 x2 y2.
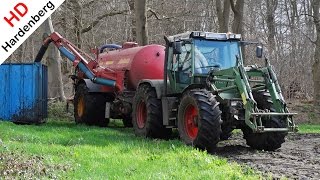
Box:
256 46 263 58
173 41 182 54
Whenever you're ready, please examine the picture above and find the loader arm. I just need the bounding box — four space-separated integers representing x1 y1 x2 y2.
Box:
208 63 297 133
35 32 124 91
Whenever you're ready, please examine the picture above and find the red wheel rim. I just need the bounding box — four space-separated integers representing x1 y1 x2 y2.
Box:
184 104 198 140
77 96 85 117
137 100 147 128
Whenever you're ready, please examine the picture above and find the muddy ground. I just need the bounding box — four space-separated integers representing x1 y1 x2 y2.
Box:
215 133 320 179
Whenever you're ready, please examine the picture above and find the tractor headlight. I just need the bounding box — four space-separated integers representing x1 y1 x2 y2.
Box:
235 34 241 39
231 101 238 106
229 34 241 39
230 101 242 108
205 33 228 40
193 31 206 37
229 34 235 39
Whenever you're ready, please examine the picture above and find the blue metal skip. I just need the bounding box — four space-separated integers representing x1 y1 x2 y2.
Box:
0 63 48 124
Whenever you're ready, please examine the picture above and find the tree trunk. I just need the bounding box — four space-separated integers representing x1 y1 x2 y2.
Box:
230 0 245 34
134 0 148 45
70 0 82 48
43 17 66 102
216 0 231 32
129 0 136 41
266 0 277 54
312 0 320 105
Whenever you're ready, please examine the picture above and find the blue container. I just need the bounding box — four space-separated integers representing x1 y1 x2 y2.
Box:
0 63 48 124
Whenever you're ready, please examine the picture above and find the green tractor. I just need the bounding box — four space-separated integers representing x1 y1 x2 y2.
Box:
132 31 297 151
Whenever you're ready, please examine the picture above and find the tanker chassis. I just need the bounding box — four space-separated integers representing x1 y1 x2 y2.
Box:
36 31 297 152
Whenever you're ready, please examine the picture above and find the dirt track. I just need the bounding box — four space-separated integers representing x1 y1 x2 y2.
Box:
215 133 320 179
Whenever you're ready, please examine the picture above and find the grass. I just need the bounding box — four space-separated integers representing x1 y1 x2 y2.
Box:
297 124 320 133
0 119 260 179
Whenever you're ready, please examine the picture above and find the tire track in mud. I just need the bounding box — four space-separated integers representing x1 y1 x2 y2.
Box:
214 133 320 179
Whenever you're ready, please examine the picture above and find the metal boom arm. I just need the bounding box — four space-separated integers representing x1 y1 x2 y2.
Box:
35 32 124 91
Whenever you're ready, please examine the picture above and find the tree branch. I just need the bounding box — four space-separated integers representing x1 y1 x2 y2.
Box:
299 29 316 44
81 10 128 34
229 0 237 14
83 0 95 7
300 13 316 19
148 9 161 19
147 8 190 21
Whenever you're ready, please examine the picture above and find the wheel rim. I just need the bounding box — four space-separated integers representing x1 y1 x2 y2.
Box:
184 104 198 140
137 100 147 129
77 96 85 117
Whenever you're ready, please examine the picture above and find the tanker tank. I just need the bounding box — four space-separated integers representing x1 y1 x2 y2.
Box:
98 44 165 90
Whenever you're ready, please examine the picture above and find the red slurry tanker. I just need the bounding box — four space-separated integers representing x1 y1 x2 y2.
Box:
36 32 165 127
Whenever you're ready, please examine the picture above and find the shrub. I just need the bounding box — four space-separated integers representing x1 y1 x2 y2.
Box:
48 100 74 120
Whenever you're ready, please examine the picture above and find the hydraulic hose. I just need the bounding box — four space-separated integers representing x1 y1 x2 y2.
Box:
57 46 116 87
34 38 52 62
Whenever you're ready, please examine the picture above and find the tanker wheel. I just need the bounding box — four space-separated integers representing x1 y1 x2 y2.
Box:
241 90 287 151
132 84 172 139
178 89 222 152
74 83 109 127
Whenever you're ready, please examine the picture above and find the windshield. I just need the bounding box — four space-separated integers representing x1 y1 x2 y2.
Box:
194 39 240 73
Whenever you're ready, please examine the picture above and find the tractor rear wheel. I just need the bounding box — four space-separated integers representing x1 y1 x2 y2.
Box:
178 89 222 152
132 84 172 139
74 83 109 127
242 90 287 151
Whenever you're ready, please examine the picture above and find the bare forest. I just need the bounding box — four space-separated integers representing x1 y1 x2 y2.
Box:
5 0 320 107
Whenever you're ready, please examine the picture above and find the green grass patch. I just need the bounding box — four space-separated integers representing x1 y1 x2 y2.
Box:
297 124 320 133
0 119 260 179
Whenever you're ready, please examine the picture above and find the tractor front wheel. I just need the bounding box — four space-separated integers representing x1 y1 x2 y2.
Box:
132 84 172 139
241 90 287 151
178 89 222 152
74 83 109 127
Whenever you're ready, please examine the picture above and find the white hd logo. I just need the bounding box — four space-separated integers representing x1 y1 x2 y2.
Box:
0 0 65 64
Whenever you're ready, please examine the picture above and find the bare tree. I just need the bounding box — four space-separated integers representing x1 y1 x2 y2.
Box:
135 0 148 45
312 0 320 105
216 0 231 32
43 17 66 101
230 0 245 34
129 0 136 41
265 0 278 59
70 0 83 48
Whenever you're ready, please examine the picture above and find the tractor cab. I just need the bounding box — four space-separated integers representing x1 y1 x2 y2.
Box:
166 31 242 92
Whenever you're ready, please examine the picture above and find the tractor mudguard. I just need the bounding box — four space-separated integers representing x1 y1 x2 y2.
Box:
79 79 105 93
181 84 206 95
137 79 164 99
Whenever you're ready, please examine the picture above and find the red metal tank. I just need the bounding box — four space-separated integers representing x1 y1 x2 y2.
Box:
98 44 165 90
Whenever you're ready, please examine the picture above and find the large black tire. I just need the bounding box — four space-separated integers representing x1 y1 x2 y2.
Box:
220 106 234 140
74 83 109 127
220 126 233 140
178 89 222 152
122 114 133 127
242 90 287 151
132 84 172 139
